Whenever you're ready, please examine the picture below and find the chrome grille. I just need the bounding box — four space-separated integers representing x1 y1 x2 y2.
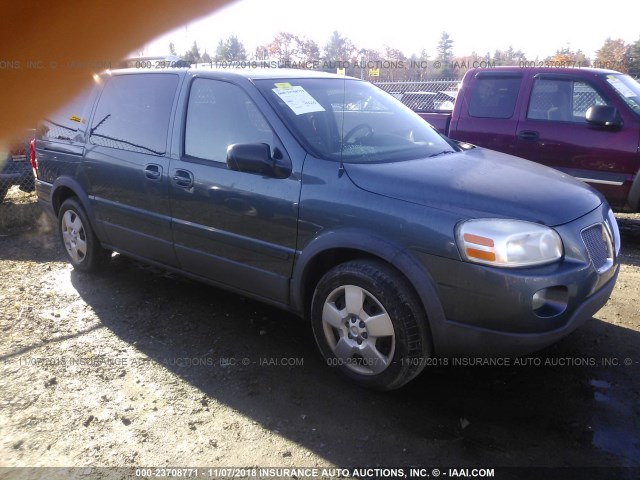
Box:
581 224 613 273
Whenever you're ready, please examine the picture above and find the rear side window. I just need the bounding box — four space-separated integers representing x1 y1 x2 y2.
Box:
468 77 522 119
527 78 608 122
39 88 93 142
90 74 179 155
184 79 275 163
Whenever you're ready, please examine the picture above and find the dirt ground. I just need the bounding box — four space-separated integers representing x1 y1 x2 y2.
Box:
1 189 639 479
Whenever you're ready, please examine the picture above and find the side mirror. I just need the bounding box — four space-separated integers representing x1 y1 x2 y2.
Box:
586 105 622 128
226 143 290 178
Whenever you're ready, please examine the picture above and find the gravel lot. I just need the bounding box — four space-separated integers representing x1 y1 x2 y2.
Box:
1 189 639 479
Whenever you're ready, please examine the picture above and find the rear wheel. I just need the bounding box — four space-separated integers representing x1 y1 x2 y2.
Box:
311 259 431 390
58 198 109 272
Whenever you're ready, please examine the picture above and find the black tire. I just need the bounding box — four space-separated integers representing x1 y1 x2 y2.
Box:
58 198 109 272
311 259 431 391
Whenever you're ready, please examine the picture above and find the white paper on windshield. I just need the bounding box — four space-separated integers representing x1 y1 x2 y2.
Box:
606 76 636 98
272 85 325 115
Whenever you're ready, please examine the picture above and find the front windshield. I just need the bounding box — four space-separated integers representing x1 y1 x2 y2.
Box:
255 78 457 163
602 74 640 116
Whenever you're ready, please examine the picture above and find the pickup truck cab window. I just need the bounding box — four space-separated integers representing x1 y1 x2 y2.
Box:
468 76 522 119
185 78 276 163
527 78 607 122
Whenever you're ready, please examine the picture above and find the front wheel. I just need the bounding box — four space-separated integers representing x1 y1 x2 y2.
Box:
311 259 431 390
58 198 109 272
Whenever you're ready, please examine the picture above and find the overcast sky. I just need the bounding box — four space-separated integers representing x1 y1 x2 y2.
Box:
144 0 639 61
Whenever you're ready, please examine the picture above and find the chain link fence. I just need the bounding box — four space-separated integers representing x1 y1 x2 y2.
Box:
0 131 40 233
1 131 36 205
373 79 460 111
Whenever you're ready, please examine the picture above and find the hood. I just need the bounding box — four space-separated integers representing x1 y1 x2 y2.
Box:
343 147 603 226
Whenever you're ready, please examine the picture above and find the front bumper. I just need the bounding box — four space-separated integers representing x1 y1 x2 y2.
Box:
432 267 618 357
417 203 620 357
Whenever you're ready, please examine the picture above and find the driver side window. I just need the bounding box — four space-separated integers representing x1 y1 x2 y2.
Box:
184 79 275 163
527 79 608 123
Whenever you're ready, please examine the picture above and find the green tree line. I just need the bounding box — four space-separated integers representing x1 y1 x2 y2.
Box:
170 32 640 80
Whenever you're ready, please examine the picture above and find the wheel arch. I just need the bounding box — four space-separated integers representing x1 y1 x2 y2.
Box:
51 176 92 217
291 229 447 346
51 177 108 243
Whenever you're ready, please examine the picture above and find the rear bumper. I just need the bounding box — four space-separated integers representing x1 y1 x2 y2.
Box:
35 179 56 219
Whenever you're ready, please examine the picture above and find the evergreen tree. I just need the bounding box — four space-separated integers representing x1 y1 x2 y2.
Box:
323 31 355 69
214 36 248 62
435 31 454 77
184 41 201 64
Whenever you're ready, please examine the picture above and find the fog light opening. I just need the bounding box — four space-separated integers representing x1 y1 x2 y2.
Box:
532 286 569 318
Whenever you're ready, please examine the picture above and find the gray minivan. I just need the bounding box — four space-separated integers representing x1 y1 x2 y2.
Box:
35 68 620 390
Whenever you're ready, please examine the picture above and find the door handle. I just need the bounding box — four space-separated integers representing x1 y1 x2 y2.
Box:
517 130 540 141
144 163 162 181
172 169 194 188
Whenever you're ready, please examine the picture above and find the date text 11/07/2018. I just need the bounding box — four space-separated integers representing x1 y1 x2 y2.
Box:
134 467 496 478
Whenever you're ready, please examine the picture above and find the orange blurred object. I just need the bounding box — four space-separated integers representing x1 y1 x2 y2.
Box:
0 0 234 144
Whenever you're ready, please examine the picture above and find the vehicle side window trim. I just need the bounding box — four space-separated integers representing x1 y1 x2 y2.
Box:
179 153 231 168
474 71 523 79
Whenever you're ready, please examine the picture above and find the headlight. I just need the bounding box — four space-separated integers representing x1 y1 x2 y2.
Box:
456 219 563 268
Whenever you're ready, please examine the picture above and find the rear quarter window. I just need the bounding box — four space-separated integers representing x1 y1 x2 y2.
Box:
89 74 179 156
38 88 93 143
468 77 522 119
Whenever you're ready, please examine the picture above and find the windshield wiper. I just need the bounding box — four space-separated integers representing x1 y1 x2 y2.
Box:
429 150 456 158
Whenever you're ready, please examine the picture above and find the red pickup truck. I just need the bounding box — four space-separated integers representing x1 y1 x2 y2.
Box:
418 67 640 212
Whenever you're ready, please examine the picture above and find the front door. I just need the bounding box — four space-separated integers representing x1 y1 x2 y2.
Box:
169 78 300 304
514 74 636 206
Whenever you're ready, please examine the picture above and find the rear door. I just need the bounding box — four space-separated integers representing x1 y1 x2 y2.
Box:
84 72 181 265
514 73 636 206
168 77 300 304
